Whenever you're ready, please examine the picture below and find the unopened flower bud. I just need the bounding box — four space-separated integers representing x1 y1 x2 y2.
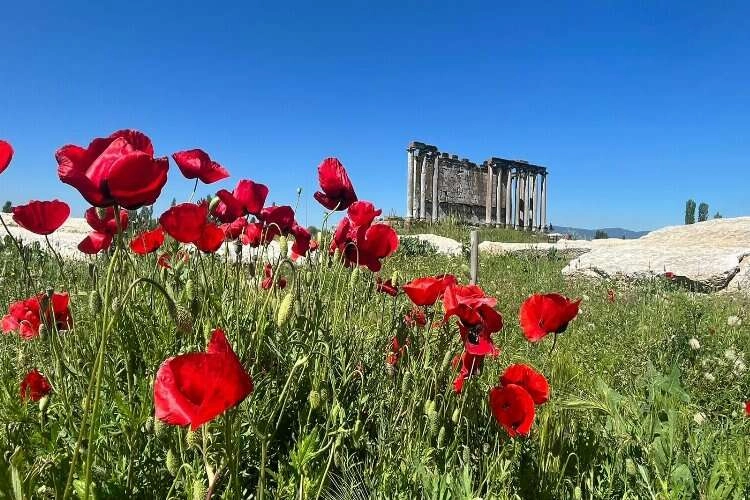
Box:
192 479 206 500
278 236 289 257
276 293 294 328
308 390 321 410
38 395 51 413
185 279 195 301
186 429 199 448
165 449 179 476
89 290 103 315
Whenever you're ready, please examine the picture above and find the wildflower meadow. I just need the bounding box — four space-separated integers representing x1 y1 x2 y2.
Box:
0 132 748 499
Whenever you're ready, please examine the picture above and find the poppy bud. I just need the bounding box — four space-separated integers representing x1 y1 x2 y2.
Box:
192 479 206 500
89 290 103 315
110 297 120 315
353 418 362 439
440 351 453 373
38 395 51 413
38 324 47 341
428 409 439 436
330 402 341 422
165 449 179 476
144 416 154 434
154 418 167 438
208 195 221 212
276 293 294 328
319 388 329 404
185 279 195 301
574 487 582 500
390 271 399 286
278 236 288 257
308 390 321 410
349 267 360 289
625 458 637 476
462 446 470 466
16 348 26 371
186 430 199 448
400 371 410 394
437 426 446 448
451 408 460 424
176 306 193 335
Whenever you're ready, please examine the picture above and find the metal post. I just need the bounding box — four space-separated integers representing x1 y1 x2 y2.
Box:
469 229 479 285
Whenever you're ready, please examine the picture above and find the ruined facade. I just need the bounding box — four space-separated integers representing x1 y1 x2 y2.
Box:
405 141 548 231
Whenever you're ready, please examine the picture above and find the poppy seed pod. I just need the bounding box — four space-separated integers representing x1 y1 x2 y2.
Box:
319 388 329 404
278 236 288 257
154 418 166 438
176 306 193 335
400 371 411 394
308 390 321 410
276 293 294 328
437 426 446 448
165 449 179 476
451 408 460 424
192 479 206 500
38 395 51 413
88 290 103 315
185 279 195 301
349 267 360 289
428 409 439 436
186 430 199 448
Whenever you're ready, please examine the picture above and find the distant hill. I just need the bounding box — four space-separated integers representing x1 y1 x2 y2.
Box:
550 226 649 240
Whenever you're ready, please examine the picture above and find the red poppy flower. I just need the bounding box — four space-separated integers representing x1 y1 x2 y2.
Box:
159 203 209 243
214 179 269 221
241 222 265 247
290 223 311 259
500 364 549 405
314 157 357 210
20 369 52 402
1 139 14 174
402 275 457 306
664 271 675 280
154 328 253 430
56 129 168 209
386 337 403 366
260 205 295 234
261 264 287 290
452 351 484 393
130 227 165 255
172 149 229 184
745 401 750 417
488 383 536 437
78 232 114 255
443 284 503 356
157 252 189 269
12 200 70 235
376 277 398 296
519 293 581 342
404 306 427 327
220 217 248 241
2 292 72 340
84 207 129 235
195 223 225 253
347 201 381 227
309 239 319 252
330 211 399 272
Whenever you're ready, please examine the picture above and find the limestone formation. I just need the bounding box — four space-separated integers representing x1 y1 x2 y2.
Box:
406 141 548 231
399 234 463 257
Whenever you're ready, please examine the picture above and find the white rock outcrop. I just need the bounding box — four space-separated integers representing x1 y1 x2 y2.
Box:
399 234 463 257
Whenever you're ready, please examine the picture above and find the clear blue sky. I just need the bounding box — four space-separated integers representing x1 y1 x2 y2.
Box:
1 1 748 230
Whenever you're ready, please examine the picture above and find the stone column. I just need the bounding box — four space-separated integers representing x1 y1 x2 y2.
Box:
495 167 502 226
412 153 421 219
406 149 414 220
484 163 493 224
419 154 428 220
505 168 513 228
541 173 547 231
522 171 529 230
528 174 535 231
515 171 522 229
432 155 440 222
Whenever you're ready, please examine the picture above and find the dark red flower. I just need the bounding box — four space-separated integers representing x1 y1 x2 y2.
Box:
20 369 52 402
290 223 311 259
386 337 404 366
130 227 165 255
261 264 287 290
452 351 484 393
12 200 70 235
172 149 229 184
330 204 398 272
443 284 503 356
488 383 536 437
56 129 168 209
402 275 457 306
78 232 113 255
519 293 581 342
157 252 189 269
2 292 72 340
0 139 14 174
195 223 225 253
404 306 427 327
376 277 398 296
214 179 269 221
220 217 248 241
314 157 357 210
500 364 549 405
159 203 209 243
260 205 295 234
154 328 253 430
745 401 750 417
84 207 129 235
241 222 265 247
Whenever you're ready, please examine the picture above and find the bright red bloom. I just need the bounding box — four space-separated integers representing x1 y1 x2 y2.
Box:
452 351 484 393
2 292 72 340
745 401 750 417
195 223 225 253
290 223 311 259
20 369 52 402
314 157 357 211
78 232 113 255
0 139 13 174
160 203 209 243
488 384 536 437
330 203 398 272
214 179 269 221
443 284 503 356
260 205 295 234
500 364 549 405
404 306 427 327
84 207 129 234
12 200 70 235
347 201 381 226
220 217 248 241
261 264 287 290
241 222 266 247
376 277 398 296
402 275 457 306
664 271 676 280
154 328 253 430
130 227 165 255
56 129 168 209
172 149 229 184
519 293 581 342
386 337 406 366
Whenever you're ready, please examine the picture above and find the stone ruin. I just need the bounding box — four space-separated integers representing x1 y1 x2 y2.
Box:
406 141 548 231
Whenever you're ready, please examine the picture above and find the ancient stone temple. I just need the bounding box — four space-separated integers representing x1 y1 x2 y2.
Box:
405 141 548 231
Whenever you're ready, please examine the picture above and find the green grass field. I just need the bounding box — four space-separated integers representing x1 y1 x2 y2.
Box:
391 219 547 244
1 233 748 499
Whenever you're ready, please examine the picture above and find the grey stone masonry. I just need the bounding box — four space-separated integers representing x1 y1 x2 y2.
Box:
406 141 548 229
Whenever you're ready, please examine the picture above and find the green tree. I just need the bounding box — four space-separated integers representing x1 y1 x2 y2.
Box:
685 199 696 225
594 229 609 239
698 202 709 222
714 212 723 219
1 201 11 213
